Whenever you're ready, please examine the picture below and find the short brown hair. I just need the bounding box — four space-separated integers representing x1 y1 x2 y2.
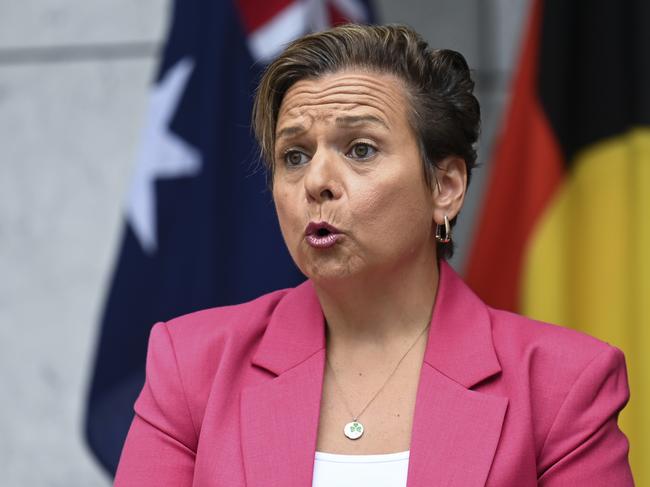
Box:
252 24 480 259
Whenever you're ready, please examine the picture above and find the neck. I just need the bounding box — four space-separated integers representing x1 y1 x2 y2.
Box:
314 253 440 349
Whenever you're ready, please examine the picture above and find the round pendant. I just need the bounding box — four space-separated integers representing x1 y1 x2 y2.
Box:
344 421 364 440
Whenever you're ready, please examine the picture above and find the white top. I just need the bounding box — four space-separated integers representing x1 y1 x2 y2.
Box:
312 450 410 487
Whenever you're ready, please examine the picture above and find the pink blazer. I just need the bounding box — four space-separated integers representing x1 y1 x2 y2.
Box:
114 261 633 486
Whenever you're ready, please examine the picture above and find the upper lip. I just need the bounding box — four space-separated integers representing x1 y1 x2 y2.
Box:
305 221 341 236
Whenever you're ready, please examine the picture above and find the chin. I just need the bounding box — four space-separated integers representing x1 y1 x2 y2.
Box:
300 259 358 284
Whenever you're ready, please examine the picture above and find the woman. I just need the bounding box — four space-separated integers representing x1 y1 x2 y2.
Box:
114 24 633 486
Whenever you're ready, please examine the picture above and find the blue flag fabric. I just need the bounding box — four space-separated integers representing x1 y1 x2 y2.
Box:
85 0 375 475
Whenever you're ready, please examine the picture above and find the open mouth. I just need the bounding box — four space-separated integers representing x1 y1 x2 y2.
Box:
305 221 341 248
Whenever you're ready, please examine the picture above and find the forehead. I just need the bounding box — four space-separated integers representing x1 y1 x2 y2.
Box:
276 69 411 136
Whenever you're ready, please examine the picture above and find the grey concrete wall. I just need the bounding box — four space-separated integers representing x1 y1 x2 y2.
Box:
0 1 168 485
0 0 527 484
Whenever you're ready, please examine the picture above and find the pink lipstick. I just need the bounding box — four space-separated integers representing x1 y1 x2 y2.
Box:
305 221 341 249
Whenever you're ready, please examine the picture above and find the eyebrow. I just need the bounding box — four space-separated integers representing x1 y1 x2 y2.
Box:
276 114 389 140
276 124 305 140
335 114 389 130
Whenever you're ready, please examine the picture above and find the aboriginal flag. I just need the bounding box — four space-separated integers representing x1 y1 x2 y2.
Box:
465 0 649 482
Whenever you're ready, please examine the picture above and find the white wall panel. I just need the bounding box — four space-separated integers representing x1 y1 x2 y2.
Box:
376 0 480 67
0 0 168 48
0 57 156 486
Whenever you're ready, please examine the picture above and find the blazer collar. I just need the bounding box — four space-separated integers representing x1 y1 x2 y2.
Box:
251 277 326 376
424 260 502 388
243 261 506 487
251 260 501 387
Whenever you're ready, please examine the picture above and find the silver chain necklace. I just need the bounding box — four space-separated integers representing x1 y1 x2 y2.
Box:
325 322 430 440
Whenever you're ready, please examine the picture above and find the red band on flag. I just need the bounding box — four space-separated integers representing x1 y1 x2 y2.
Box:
327 4 349 26
465 0 565 311
236 0 295 33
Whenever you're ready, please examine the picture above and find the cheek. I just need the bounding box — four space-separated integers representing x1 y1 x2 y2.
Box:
351 174 432 244
273 187 302 243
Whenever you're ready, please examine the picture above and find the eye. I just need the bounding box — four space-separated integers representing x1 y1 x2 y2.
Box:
347 143 377 160
283 149 309 167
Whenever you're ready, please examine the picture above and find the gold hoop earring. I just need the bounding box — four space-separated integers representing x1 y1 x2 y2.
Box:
435 215 452 243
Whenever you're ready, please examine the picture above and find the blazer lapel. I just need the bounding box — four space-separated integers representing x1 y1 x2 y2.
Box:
407 261 508 486
241 281 326 487
240 349 325 487
407 364 507 486
241 262 508 486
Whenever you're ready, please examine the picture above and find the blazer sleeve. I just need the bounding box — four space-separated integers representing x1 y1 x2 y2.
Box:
114 322 198 486
537 345 634 486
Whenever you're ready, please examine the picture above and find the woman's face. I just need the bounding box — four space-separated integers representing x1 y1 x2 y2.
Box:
272 69 438 283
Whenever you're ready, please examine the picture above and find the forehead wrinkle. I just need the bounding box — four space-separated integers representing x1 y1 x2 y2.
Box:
284 91 402 115
277 100 395 140
278 92 404 133
285 78 405 109
276 72 412 140
298 71 406 93
289 76 403 97
280 71 407 111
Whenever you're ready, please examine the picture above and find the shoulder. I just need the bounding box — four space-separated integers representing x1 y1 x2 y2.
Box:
138 287 297 441
488 306 622 375
147 287 294 383
487 307 626 401
146 287 294 385
487 307 628 451
485 308 631 482
161 287 291 353
441 259 624 386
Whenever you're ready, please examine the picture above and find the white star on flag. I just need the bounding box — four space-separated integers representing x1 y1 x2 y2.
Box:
127 58 201 254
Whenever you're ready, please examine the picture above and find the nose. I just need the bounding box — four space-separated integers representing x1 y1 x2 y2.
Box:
303 148 342 203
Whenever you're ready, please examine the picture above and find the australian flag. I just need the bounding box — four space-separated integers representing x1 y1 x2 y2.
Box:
84 0 375 475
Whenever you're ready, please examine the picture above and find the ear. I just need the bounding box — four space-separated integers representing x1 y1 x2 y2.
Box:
431 156 467 224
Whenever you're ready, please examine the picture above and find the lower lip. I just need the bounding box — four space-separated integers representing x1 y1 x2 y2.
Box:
305 233 341 248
